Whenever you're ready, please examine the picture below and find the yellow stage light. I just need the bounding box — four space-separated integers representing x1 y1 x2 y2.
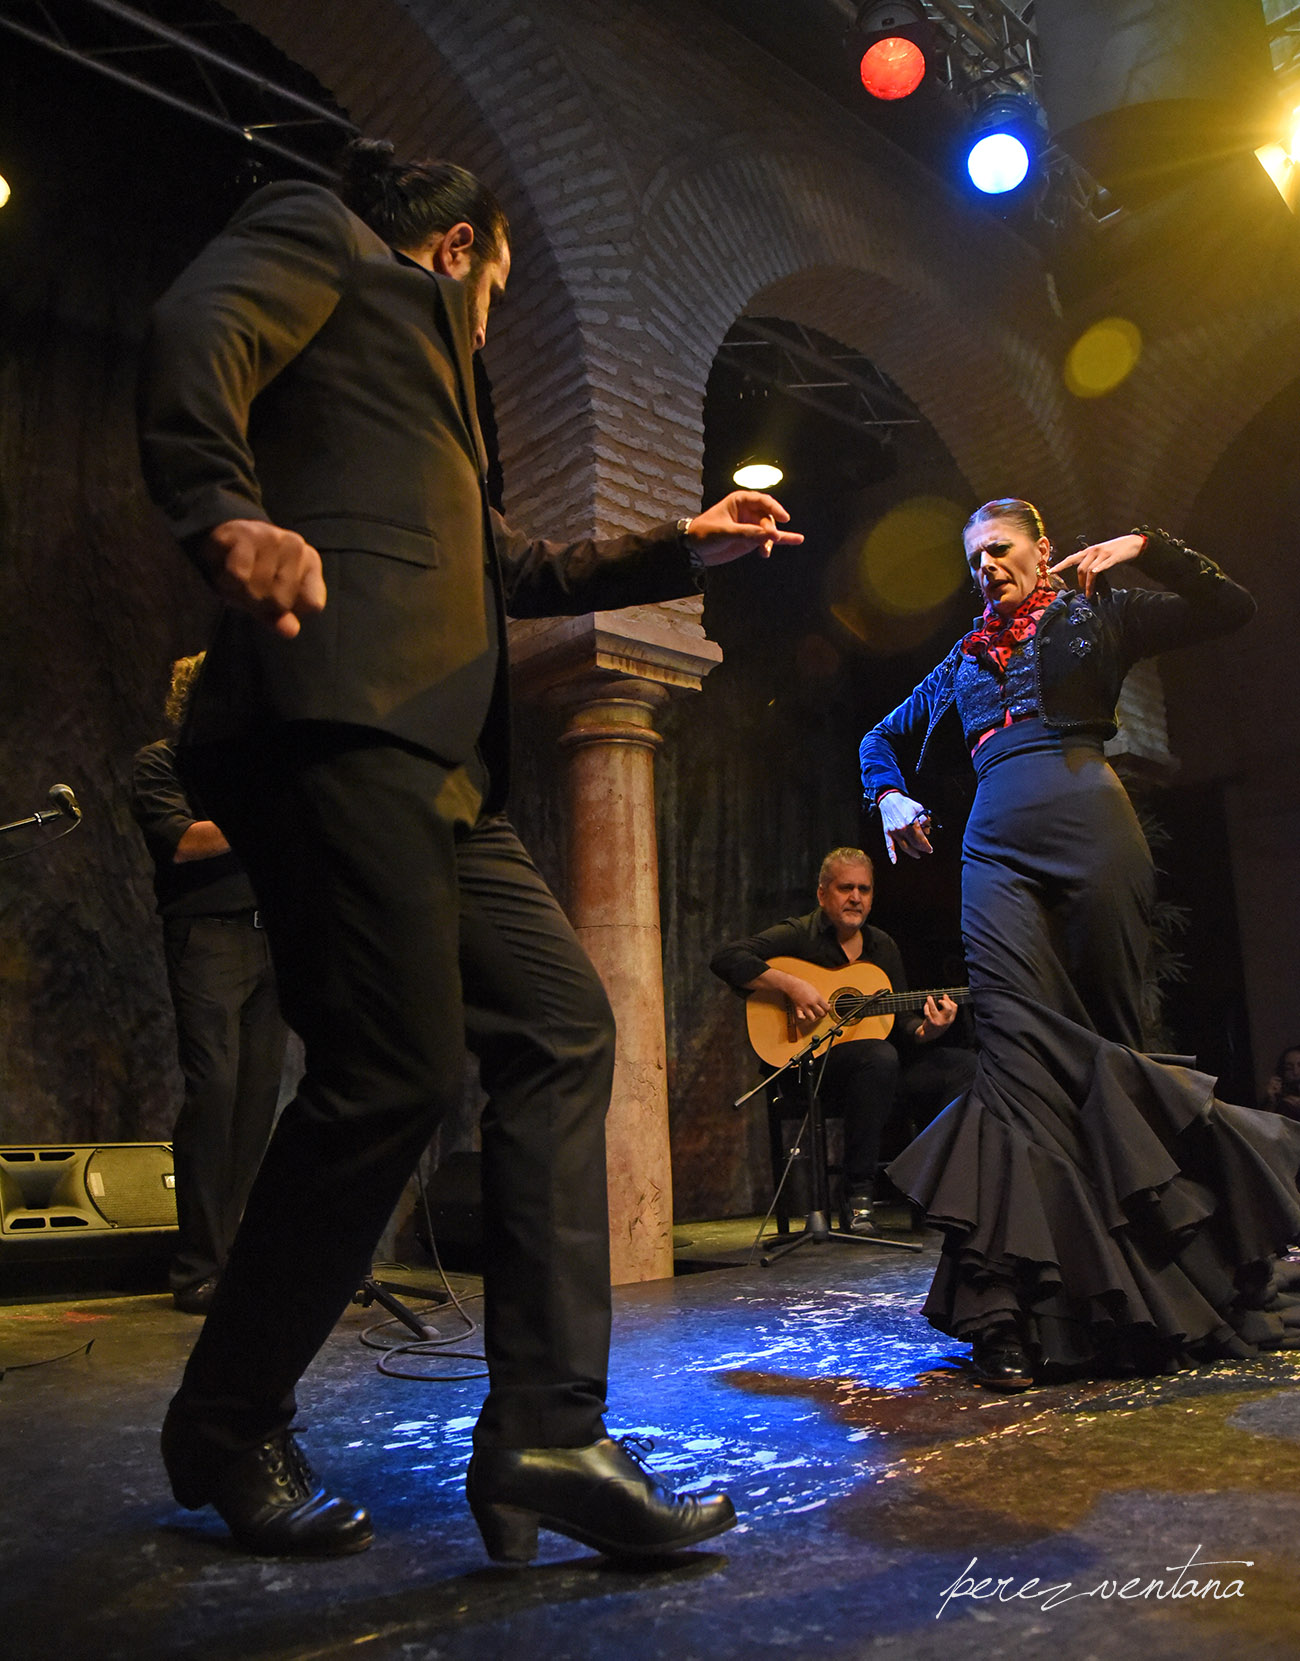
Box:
0 176 10 210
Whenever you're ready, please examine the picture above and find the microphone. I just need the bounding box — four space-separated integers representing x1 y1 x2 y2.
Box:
46 784 81 822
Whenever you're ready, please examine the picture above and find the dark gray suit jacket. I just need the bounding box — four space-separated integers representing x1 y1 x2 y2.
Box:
139 182 696 800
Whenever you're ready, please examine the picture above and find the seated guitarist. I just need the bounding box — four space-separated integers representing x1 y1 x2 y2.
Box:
710 846 974 1235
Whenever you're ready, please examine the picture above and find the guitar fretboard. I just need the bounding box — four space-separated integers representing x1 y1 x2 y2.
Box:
824 985 972 1020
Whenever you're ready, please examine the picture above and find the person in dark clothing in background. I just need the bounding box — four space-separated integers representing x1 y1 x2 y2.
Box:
1263 1045 1300 1124
132 653 288 1315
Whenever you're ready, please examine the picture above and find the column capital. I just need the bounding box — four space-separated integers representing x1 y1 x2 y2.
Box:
509 597 723 702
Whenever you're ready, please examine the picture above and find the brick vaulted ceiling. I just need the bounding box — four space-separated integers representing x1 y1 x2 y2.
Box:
219 0 1300 542
221 0 1090 533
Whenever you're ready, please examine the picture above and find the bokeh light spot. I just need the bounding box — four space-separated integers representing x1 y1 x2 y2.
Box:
1063 316 1142 399
855 497 967 625
794 633 841 681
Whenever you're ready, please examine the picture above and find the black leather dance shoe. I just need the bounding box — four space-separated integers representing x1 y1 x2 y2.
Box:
171 1275 218 1315
466 1436 737 1564
970 1326 1035 1393
162 1412 373 1556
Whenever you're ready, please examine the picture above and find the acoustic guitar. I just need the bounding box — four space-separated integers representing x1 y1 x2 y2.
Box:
745 956 972 1068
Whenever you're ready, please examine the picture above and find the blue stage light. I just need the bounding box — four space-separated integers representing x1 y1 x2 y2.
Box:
962 93 1043 199
967 131 1031 194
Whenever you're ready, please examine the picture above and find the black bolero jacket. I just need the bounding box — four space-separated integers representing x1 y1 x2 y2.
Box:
859 531 1255 803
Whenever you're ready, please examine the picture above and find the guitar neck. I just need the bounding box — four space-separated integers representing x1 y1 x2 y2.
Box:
861 986 972 1017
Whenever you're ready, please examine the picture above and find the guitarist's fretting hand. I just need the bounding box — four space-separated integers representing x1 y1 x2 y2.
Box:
916 993 958 1042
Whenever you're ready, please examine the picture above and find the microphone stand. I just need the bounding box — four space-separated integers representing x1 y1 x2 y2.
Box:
736 1013 923 1264
354 1271 449 1340
0 808 69 834
0 804 79 836
0 790 82 860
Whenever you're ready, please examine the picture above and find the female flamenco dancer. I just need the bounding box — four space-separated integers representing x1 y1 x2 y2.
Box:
859 499 1300 1391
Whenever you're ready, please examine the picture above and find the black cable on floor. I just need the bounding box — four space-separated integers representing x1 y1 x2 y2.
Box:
359 1157 489 1383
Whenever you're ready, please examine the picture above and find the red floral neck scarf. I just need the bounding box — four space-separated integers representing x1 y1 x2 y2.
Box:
962 578 1057 673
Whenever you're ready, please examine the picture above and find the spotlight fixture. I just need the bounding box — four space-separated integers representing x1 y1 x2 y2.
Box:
733 459 784 490
964 94 1045 197
851 3 934 104
1256 104 1300 214
0 174 10 210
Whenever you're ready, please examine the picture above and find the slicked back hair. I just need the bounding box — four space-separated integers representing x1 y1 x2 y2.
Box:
337 137 509 267
964 497 1048 546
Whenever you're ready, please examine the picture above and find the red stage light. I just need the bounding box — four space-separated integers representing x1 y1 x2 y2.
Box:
859 36 926 101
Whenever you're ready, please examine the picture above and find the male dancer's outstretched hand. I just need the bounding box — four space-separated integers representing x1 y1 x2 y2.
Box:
683 491 803 566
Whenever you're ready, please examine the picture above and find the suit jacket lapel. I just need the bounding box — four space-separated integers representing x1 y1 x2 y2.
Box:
429 271 490 479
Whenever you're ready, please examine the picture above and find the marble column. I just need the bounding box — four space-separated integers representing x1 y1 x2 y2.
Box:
511 600 721 1283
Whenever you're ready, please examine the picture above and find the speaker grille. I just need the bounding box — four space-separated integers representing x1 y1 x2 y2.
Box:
83 1147 177 1228
0 1145 176 1233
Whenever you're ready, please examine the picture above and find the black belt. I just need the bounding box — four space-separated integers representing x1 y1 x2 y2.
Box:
209 910 263 929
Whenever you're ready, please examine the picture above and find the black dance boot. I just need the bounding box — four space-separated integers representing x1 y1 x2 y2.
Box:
970 1325 1034 1393
842 1189 878 1236
466 1436 737 1564
162 1409 373 1556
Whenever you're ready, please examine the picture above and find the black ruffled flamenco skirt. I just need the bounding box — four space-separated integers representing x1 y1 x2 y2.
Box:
889 719 1300 1373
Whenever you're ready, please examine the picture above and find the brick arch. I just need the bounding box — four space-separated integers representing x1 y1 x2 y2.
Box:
1087 304 1300 529
225 0 635 533
227 1 1093 537
634 139 1093 532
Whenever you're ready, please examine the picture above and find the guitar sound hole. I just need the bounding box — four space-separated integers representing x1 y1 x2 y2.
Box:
831 990 861 1020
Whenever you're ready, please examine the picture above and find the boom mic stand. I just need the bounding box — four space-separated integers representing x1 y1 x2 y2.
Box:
0 784 83 859
736 1014 923 1265
354 1271 449 1340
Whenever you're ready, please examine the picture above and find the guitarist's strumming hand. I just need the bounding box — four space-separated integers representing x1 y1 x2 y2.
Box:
745 965 830 1026
878 790 933 865
916 994 958 1043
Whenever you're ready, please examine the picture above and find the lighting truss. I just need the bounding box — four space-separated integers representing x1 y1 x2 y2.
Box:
920 2 1116 230
920 0 1039 102
839 1 1110 228
1265 2 1300 108
715 318 921 441
0 0 355 179
839 0 1038 103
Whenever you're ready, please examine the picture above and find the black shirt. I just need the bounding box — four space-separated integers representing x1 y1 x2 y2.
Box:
710 908 921 1043
131 739 257 918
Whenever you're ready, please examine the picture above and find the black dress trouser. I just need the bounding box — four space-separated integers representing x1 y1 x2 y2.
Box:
176 723 616 1455
162 914 286 1292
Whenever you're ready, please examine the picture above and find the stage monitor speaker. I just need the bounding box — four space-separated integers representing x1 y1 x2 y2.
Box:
411 1150 482 1273
0 1143 178 1297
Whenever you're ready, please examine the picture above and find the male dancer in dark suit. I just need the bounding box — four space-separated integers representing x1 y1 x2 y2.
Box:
138 138 801 1564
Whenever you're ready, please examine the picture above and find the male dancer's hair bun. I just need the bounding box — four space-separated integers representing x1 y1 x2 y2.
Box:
335 136 509 260
338 137 397 214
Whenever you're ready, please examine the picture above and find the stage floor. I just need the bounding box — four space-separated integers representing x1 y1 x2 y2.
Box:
3 1221 1299 1661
